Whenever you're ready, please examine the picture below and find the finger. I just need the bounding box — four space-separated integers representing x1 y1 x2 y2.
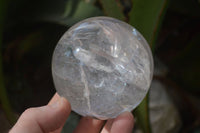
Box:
48 93 60 105
101 112 134 133
100 119 114 133
50 127 62 133
48 93 64 133
10 97 71 133
111 112 134 133
73 117 105 133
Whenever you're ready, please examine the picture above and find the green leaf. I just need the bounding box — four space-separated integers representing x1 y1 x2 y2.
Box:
58 1 103 26
5 0 76 27
0 0 16 124
134 95 150 133
82 0 97 4
129 0 169 132
99 0 125 20
61 112 80 133
129 0 168 51
5 0 102 27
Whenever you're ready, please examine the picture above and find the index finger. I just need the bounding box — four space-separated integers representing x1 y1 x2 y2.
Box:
48 93 61 105
48 93 71 133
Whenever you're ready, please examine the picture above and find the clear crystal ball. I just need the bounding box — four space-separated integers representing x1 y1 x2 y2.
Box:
52 17 153 120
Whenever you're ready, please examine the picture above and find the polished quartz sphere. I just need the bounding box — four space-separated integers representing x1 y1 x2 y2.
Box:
52 17 153 120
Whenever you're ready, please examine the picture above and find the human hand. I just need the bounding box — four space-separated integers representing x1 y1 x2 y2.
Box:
10 93 134 133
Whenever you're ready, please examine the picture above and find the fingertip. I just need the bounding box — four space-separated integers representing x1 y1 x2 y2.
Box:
39 97 71 132
74 117 105 133
117 111 134 127
49 94 71 116
48 93 60 105
110 112 134 133
117 111 134 123
58 97 71 116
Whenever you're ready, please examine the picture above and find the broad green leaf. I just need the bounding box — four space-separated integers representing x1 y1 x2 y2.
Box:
58 1 103 26
99 0 125 20
63 0 80 18
129 0 168 51
61 112 80 133
83 0 97 4
0 0 16 124
5 0 76 28
129 0 169 132
134 94 151 133
5 0 102 28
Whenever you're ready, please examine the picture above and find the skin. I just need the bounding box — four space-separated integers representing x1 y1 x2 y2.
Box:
9 93 134 133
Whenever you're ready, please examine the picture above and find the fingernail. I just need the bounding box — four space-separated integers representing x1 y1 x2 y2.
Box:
118 111 133 119
51 97 64 108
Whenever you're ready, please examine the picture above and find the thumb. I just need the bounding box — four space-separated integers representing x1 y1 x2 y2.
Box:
10 97 71 133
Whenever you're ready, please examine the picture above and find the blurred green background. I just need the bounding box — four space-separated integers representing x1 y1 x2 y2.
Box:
0 0 200 133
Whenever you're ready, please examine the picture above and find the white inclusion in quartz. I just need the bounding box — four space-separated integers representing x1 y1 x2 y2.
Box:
52 17 154 120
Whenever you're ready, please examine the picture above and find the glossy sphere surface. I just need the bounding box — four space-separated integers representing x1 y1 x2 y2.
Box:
52 17 153 120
